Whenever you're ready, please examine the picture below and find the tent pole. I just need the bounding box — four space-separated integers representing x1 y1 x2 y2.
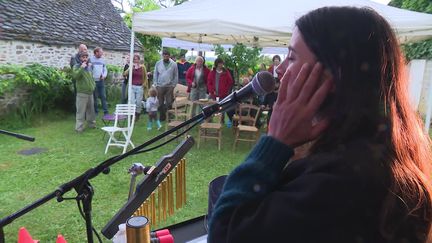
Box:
128 13 135 105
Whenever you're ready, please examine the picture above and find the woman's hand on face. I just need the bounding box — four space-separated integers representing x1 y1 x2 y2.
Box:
268 62 333 148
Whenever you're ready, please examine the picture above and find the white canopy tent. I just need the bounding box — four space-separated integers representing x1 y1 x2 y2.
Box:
161 37 289 54
126 0 432 131
132 0 432 47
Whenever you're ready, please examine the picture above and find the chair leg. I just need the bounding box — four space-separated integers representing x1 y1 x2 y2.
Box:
218 129 221 151
197 128 201 149
105 132 113 154
233 130 238 151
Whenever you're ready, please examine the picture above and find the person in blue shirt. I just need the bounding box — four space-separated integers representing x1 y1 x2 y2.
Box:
90 47 108 115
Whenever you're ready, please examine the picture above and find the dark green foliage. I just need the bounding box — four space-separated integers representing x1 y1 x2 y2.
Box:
389 0 432 60
106 64 123 73
214 44 262 84
0 112 250 242
388 0 403 8
0 64 74 122
389 0 432 13
123 0 163 70
402 39 432 60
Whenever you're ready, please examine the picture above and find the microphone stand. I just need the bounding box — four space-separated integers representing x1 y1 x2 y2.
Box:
0 129 35 243
0 129 35 142
0 98 232 243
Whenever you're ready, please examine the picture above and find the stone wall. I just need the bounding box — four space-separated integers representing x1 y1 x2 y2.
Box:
0 39 135 68
0 86 30 118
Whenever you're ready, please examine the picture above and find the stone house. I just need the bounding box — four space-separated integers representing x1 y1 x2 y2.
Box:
0 0 142 68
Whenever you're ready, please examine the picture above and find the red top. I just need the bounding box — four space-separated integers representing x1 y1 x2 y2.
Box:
185 64 210 92
132 67 144 85
207 68 234 99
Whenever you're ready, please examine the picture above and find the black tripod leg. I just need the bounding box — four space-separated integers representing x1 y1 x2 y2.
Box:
0 227 5 243
80 183 94 243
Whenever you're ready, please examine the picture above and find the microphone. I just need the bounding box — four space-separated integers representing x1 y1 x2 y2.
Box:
219 71 275 105
201 71 275 118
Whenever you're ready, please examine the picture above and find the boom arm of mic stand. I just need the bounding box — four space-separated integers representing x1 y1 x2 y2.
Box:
0 105 222 241
0 129 35 142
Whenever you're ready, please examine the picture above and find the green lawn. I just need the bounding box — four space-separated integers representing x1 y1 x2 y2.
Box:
0 112 255 242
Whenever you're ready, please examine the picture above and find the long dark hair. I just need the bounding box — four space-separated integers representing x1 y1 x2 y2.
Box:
296 7 432 241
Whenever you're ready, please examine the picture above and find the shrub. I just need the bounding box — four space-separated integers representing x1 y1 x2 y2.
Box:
0 64 74 121
402 39 432 61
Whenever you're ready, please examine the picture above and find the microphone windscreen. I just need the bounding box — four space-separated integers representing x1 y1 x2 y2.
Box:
252 71 275 95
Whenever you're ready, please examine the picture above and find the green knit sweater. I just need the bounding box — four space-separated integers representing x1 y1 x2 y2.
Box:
72 65 95 94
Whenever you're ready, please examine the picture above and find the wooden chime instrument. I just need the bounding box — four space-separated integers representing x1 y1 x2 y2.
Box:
102 136 194 239
132 157 187 228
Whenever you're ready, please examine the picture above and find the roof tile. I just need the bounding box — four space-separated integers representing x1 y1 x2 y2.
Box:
0 0 142 51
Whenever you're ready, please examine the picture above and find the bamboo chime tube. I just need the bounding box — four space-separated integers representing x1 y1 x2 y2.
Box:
133 158 186 228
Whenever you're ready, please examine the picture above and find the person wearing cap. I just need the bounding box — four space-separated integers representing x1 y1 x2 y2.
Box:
71 51 96 133
153 50 178 121
177 54 191 86
70 44 88 102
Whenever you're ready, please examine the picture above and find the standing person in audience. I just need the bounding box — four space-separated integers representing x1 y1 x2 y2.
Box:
186 56 211 116
186 56 210 101
207 57 234 126
70 43 88 99
207 57 234 101
90 47 108 115
263 55 282 125
122 55 130 104
145 87 162 131
177 54 192 86
209 7 432 243
268 55 282 82
153 50 178 121
123 54 148 122
71 51 96 133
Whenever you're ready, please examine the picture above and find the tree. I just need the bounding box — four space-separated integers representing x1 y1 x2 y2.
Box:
389 0 432 13
156 0 188 8
121 0 191 68
112 0 127 12
389 0 432 60
123 0 162 70
215 44 262 85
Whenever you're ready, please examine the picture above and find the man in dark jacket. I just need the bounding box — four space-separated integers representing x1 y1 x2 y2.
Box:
177 54 191 86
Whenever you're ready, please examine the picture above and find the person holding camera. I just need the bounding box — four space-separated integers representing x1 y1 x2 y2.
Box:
71 51 96 133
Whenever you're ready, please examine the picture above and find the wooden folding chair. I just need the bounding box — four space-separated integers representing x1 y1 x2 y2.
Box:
233 104 261 150
166 100 193 140
198 113 223 150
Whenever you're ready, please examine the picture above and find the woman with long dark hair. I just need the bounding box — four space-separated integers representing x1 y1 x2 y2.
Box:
208 7 432 243
123 54 148 121
207 57 234 101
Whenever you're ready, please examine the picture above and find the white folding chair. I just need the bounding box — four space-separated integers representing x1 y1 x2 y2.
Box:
101 104 136 154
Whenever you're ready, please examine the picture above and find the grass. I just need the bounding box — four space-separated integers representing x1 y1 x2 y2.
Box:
0 110 257 242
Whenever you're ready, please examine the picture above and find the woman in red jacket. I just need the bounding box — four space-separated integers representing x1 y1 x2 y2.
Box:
186 56 210 101
267 55 283 82
207 57 234 101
